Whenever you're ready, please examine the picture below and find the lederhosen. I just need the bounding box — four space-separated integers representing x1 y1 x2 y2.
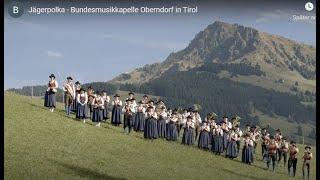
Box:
123 105 134 131
288 148 298 176
302 154 311 178
279 142 288 164
267 144 277 165
64 84 74 106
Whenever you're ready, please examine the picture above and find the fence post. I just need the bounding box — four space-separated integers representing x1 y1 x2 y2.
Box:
31 86 33 98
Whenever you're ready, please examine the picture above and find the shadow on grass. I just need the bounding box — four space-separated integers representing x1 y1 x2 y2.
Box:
49 159 126 180
220 167 269 180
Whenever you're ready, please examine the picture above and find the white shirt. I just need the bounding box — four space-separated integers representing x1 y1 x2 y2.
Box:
112 100 122 106
77 92 88 105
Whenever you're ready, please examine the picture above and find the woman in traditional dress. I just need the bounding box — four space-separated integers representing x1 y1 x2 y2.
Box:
76 88 88 123
157 106 167 138
213 124 224 155
134 101 145 132
235 125 243 154
72 81 81 113
166 111 178 141
111 94 122 126
242 133 254 165
122 99 136 134
91 91 104 127
182 115 194 145
221 116 231 152
226 128 239 159
87 86 95 118
198 121 210 150
44 74 58 112
102 90 110 121
144 106 158 139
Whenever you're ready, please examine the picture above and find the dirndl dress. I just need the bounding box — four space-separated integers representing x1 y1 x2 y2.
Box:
44 90 56 108
198 130 210 149
242 145 254 164
111 105 122 125
92 107 103 122
226 140 238 158
214 134 224 153
144 117 158 139
102 102 109 120
182 127 194 145
157 117 167 138
134 111 145 132
166 122 178 141
76 102 88 119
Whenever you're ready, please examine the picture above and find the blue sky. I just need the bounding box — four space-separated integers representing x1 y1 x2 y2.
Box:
4 1 316 89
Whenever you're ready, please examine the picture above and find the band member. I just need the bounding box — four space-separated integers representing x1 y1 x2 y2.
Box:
157 106 167 138
141 95 149 105
127 92 137 107
245 124 251 134
302 146 312 179
44 74 58 112
221 116 232 151
155 99 166 111
148 100 155 110
267 136 279 173
278 137 289 167
122 99 136 134
261 128 268 157
198 121 210 150
242 133 254 165
166 111 178 141
91 91 104 127
102 91 110 121
144 106 158 139
182 115 195 145
76 88 88 122
72 81 81 112
62 76 75 116
181 109 189 131
176 110 183 137
213 123 224 155
208 114 217 149
134 101 145 132
275 129 282 160
111 94 122 126
288 141 299 177
262 132 271 161
235 125 243 154
87 86 95 118
194 110 202 138
226 128 239 159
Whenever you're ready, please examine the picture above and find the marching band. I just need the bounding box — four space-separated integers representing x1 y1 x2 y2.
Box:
44 74 313 179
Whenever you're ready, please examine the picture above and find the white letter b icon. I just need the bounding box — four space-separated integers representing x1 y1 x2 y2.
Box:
13 6 19 14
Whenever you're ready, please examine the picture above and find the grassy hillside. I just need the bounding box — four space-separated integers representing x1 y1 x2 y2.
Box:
4 92 316 180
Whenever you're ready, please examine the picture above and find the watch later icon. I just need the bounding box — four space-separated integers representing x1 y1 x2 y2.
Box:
305 2 314 11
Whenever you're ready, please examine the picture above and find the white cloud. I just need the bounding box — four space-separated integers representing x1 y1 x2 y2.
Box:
101 33 187 51
46 50 64 59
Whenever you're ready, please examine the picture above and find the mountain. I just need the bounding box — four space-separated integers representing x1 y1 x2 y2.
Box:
110 21 316 145
111 21 316 94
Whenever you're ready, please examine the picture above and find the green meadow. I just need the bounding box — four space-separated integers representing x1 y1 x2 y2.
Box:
4 92 316 180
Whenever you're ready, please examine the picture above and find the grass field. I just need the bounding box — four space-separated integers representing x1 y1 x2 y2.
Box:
4 92 316 180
